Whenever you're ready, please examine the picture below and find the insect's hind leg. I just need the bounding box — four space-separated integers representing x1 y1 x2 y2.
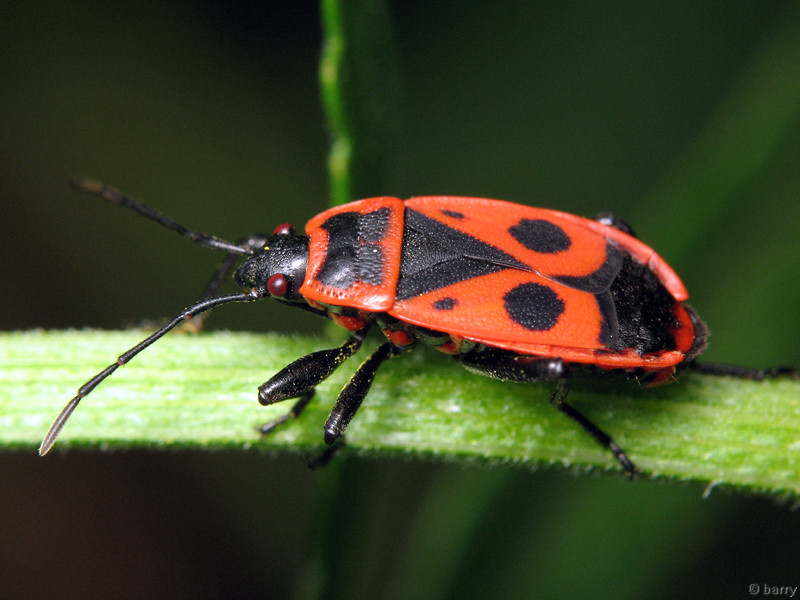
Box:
549 379 637 477
458 349 637 476
688 361 797 381
593 213 637 237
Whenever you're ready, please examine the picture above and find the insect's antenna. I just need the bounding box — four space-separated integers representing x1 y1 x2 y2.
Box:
39 291 261 456
70 178 254 256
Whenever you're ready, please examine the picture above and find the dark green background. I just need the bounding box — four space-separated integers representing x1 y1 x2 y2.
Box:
2 1 799 598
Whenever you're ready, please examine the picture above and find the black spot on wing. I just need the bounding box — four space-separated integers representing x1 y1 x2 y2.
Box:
441 210 465 219
510 219 571 254
433 297 457 310
504 283 565 331
316 208 390 289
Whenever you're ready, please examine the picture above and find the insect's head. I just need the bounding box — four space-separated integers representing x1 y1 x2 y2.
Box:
234 224 309 302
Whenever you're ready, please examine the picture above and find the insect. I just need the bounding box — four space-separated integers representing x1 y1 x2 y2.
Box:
39 180 795 474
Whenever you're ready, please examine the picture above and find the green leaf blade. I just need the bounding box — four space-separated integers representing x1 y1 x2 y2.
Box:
3 330 798 498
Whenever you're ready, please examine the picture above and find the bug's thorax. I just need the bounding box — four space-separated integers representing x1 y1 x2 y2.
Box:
234 233 310 302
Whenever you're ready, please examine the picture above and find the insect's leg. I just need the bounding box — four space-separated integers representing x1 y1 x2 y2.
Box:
257 390 316 435
324 341 402 444
459 349 637 476
299 342 402 469
548 379 637 477
256 327 371 433
458 348 565 381
199 235 269 298
185 235 269 332
593 213 637 237
688 361 797 381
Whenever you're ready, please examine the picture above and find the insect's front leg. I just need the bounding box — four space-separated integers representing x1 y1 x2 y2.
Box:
257 390 316 436
257 328 369 434
185 235 270 332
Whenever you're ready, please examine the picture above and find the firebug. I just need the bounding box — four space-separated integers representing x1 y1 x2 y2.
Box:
39 180 796 475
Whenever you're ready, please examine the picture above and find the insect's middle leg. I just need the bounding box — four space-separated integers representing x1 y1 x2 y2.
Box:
323 341 403 444
458 348 565 382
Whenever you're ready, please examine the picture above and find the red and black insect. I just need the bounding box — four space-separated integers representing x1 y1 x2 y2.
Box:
39 181 795 474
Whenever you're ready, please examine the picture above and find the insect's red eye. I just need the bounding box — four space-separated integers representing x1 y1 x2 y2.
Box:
273 223 294 235
267 273 288 297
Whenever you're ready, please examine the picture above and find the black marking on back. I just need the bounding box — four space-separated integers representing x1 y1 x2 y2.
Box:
529 243 622 347
441 209 465 219
504 283 565 331
548 243 677 353
397 209 530 300
553 244 623 294
397 211 678 355
316 208 390 289
509 219 571 254
433 297 458 310
595 289 620 349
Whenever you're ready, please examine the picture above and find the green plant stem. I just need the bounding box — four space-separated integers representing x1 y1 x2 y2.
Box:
2 330 799 497
319 0 401 204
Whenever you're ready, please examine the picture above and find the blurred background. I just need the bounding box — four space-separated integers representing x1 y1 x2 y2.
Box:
2 1 800 598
